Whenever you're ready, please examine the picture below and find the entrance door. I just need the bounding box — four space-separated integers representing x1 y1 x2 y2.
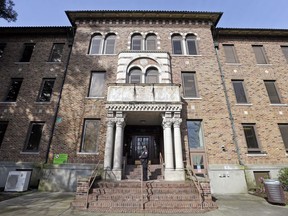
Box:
124 126 162 165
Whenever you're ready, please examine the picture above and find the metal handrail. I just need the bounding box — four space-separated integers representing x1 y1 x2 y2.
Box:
186 165 204 209
85 160 102 209
159 152 164 180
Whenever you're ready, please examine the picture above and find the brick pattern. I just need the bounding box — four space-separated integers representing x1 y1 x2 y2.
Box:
72 180 217 213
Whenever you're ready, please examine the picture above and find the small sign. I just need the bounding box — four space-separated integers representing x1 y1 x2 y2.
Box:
56 117 62 124
53 154 68 164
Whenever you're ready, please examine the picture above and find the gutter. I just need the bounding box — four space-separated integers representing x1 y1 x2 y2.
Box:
45 27 75 163
213 41 244 166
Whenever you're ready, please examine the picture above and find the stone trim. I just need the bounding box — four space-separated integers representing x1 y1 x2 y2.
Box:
106 103 182 112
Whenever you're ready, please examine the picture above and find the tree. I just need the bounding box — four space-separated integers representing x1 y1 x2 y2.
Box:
0 0 17 22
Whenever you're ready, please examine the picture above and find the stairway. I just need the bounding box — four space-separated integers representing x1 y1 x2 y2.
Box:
124 164 163 180
72 178 217 213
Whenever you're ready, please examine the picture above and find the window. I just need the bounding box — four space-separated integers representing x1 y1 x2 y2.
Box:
186 34 197 55
243 124 260 152
20 43 35 62
0 121 8 147
278 124 288 152
89 34 102 54
23 122 44 152
145 67 159 83
37 78 55 102
104 34 116 54
49 43 64 62
281 46 288 63
0 43 6 58
171 34 183 54
252 45 268 64
131 34 142 51
223 44 239 63
182 72 198 98
145 34 157 51
80 119 100 153
264 80 281 104
129 68 142 83
232 80 248 103
187 120 204 149
5 78 23 102
88 72 106 97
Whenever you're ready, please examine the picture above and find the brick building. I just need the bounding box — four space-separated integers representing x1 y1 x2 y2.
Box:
0 11 287 194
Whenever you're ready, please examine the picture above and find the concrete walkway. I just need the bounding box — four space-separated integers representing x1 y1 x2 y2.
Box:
0 192 287 216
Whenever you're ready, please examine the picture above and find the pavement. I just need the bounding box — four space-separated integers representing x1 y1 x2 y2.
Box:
0 192 287 216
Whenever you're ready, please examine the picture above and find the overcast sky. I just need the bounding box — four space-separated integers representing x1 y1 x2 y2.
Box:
0 0 287 29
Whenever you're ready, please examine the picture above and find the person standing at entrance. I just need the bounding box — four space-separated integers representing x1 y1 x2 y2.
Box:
139 145 148 181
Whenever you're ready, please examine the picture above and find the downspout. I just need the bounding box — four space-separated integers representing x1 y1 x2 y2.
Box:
213 41 244 166
45 27 75 163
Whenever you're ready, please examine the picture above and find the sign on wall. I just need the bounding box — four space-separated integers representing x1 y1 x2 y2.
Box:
53 154 68 164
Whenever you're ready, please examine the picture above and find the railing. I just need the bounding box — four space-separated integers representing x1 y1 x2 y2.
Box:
159 152 164 180
85 160 102 209
186 165 204 209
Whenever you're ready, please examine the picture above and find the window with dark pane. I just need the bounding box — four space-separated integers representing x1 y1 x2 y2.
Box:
281 46 288 63
131 34 142 51
20 43 35 62
252 45 268 64
264 80 281 104
182 72 198 98
145 67 159 83
49 43 64 62
243 124 260 151
187 120 204 149
145 34 157 51
0 121 8 147
80 119 100 153
172 35 183 54
223 44 239 63
89 34 102 54
278 124 288 151
88 72 106 97
232 80 248 103
0 43 6 58
37 78 55 102
104 34 116 54
186 34 197 55
5 78 23 102
24 122 44 152
129 68 142 83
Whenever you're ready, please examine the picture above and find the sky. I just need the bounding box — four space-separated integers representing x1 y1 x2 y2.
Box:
0 0 288 29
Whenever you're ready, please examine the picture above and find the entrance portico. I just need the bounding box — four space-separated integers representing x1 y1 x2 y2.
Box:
103 85 185 181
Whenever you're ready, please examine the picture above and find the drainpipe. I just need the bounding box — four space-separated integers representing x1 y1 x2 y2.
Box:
214 41 244 166
45 27 75 163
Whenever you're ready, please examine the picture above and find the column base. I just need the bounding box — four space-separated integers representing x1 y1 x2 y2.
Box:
165 169 185 181
102 169 122 181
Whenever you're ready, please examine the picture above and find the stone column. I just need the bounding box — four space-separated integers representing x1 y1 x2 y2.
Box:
162 118 174 170
103 119 115 170
173 118 184 170
112 118 125 180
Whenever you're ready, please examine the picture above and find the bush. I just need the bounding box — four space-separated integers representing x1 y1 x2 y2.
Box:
278 168 288 191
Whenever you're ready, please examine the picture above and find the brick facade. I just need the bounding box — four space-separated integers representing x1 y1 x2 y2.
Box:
0 11 287 193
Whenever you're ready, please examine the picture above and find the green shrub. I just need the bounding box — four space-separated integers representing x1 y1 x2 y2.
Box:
278 168 288 191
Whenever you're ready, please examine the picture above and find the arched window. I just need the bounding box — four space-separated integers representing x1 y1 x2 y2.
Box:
146 67 159 83
186 34 198 55
104 34 116 54
129 67 142 83
145 34 157 51
131 34 142 51
171 34 183 54
89 34 102 54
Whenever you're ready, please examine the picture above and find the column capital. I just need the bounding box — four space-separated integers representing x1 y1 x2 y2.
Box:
173 118 182 128
162 118 173 129
116 118 126 128
106 118 116 127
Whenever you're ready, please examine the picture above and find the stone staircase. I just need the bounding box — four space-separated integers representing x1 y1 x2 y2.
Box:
72 176 217 213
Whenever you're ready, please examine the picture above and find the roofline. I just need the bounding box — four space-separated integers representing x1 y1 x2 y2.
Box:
0 26 73 35
65 10 223 27
215 27 288 37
